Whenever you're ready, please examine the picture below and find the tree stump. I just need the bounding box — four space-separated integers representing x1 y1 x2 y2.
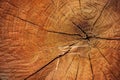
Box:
0 0 120 80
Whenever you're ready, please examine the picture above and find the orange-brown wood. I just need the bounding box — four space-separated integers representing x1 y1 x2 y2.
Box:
0 0 120 80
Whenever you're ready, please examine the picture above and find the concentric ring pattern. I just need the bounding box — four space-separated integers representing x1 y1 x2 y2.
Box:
0 0 120 80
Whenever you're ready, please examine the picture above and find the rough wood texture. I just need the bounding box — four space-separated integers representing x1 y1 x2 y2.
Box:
0 0 120 80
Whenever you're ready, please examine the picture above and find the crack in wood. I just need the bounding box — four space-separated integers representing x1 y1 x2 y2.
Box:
88 52 94 80
5 12 43 27
87 41 94 80
45 29 82 37
72 21 89 39
92 0 110 29
64 55 75 77
92 36 120 41
24 42 78 80
1 0 119 80
94 46 111 65
75 55 80 80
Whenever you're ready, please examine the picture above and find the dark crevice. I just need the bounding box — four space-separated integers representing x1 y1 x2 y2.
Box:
75 64 79 80
5 12 43 27
72 21 89 39
80 35 120 41
45 30 82 37
87 42 94 80
75 55 80 80
72 21 87 35
24 42 78 80
88 53 94 80
92 36 120 41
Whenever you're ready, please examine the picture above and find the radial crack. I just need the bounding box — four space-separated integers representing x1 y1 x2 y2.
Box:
72 21 89 39
24 42 78 80
92 0 110 28
88 53 94 80
75 55 80 80
64 55 75 77
87 41 94 80
93 36 120 41
5 13 42 27
95 46 111 65
45 29 82 37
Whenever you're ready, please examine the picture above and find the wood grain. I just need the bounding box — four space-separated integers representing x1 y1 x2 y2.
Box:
0 0 120 80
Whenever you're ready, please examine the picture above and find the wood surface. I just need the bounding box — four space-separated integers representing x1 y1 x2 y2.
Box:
0 0 120 80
